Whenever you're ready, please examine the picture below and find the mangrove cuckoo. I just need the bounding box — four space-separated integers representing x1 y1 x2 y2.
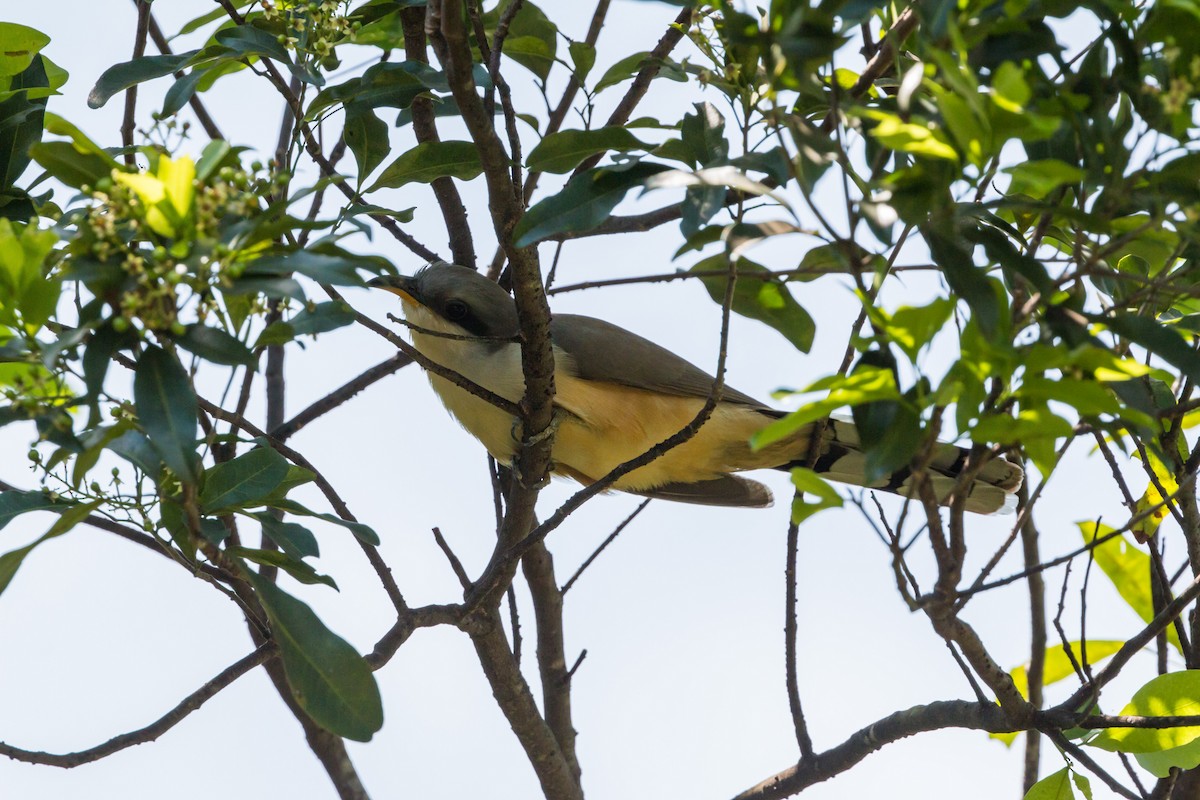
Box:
369 264 1022 513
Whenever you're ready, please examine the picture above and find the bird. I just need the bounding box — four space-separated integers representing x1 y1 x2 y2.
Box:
369 263 1023 513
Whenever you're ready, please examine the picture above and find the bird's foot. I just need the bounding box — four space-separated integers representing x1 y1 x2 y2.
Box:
509 460 552 490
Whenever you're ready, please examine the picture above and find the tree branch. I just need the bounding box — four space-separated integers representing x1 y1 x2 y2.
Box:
121 0 152 165
731 701 1013 800
0 645 274 767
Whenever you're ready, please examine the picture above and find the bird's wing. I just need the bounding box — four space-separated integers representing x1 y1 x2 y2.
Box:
632 475 774 507
550 314 769 409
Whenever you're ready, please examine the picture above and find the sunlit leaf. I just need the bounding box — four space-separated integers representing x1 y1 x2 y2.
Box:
1091 671 1200 753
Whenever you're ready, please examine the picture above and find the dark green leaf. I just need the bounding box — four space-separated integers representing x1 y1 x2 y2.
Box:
232 546 336 589
595 51 685 93
255 301 356 347
367 141 483 191
849 351 922 484
525 127 649 174
344 104 390 182
924 224 1003 337
273 498 379 546
28 141 113 188
0 499 101 597
254 513 320 559
690 254 815 353
161 66 210 118
200 447 290 513
0 489 64 531
108 430 162 476
214 25 322 86
513 162 670 247
680 102 728 166
244 250 371 286
244 571 382 741
176 324 257 366
0 56 49 194
1103 313 1200 385
225 276 307 301
307 61 444 119
133 346 199 483
87 52 199 109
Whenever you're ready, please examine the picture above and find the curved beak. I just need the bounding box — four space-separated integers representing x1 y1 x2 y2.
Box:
367 274 421 305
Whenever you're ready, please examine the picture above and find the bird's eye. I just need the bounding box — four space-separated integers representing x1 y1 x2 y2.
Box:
445 300 469 321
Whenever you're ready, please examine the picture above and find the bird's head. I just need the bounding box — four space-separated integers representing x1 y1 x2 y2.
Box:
368 263 520 341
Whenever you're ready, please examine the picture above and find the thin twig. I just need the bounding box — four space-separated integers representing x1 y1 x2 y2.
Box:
783 502 815 759
0 645 274 767
560 498 651 594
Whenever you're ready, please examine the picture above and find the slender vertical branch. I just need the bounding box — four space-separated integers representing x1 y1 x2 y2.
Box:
144 9 225 140
122 0 152 164
522 541 582 783
1019 483 1046 794
468 609 584 800
401 7 477 268
784 506 815 760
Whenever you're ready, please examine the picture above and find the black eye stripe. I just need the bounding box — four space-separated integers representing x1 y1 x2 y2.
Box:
445 300 469 320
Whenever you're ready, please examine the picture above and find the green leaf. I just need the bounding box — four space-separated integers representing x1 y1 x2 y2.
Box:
27 140 113 189
849 352 922 484
1078 522 1182 652
690 254 814 353
226 276 307 301
1102 313 1200 386
790 467 844 523
200 447 290 513
874 297 955 361
1135 737 1200 778
244 571 382 741
924 225 1003 338
344 104 390 183
161 66 210 118
864 110 959 161
594 51 685 93
0 489 66 531
679 102 727 166
1005 159 1084 198
272 498 379 546
1091 671 1200 753
254 301 356 347
367 141 483 191
487 0 557 80
568 40 596 83
133 346 198 484
0 23 51 78
525 127 648 174
214 25 321 86
994 640 1125 746
176 324 256 366
87 52 198 109
0 499 101 597
753 367 902 450
306 61 444 120
1022 768 1075 800
0 56 49 199
231 546 336 589
243 250 371 287
254 513 320 560
512 162 670 247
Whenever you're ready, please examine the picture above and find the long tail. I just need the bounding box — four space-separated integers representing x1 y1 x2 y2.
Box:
777 417 1023 514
